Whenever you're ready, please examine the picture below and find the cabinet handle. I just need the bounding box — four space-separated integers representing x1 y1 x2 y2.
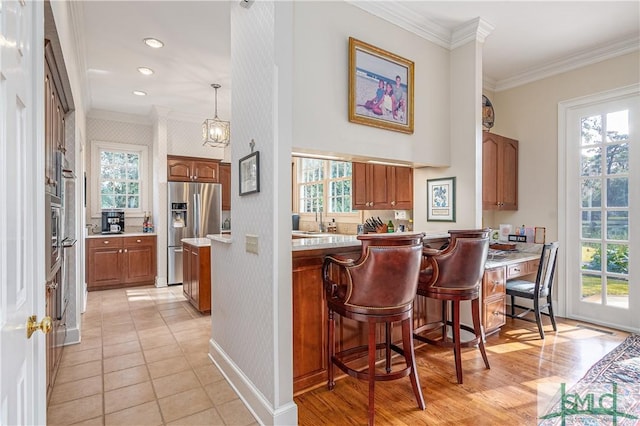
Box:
118 249 122 253
136 239 141 243
513 267 521 273
124 249 128 253
492 280 500 291
493 311 502 316
103 240 110 244
370 202 374 207
391 201 396 206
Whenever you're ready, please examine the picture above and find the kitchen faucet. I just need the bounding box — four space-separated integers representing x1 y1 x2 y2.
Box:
317 207 325 232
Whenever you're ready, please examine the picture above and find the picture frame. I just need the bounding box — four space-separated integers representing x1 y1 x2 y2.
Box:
427 177 456 222
239 151 260 196
348 37 414 134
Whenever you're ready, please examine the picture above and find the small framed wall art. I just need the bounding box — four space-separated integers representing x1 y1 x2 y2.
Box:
239 151 260 196
348 37 414 134
427 177 456 222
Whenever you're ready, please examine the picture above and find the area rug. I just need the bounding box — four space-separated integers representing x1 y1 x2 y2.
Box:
538 334 640 425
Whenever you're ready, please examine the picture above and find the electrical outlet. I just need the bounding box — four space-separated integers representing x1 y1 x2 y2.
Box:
394 210 407 220
246 234 259 254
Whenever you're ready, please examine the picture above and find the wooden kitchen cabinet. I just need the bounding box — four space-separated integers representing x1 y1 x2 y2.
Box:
482 132 518 210
182 242 211 313
352 162 413 210
44 40 70 194
219 162 231 210
167 155 219 183
45 268 63 403
86 235 157 290
482 266 506 335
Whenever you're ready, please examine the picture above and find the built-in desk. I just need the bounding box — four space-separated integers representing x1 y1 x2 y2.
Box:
482 245 541 335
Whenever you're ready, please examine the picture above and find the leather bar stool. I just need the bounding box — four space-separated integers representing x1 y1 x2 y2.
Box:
414 229 490 384
323 233 426 425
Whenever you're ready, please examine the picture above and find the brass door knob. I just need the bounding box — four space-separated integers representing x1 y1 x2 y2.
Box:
26 315 52 339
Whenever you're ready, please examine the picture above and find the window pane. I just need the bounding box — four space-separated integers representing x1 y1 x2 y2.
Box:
581 242 601 272
606 243 628 274
114 182 126 194
581 273 601 303
605 110 628 142
605 144 628 175
581 179 601 208
607 211 628 240
101 181 114 195
101 195 115 208
581 211 601 239
115 195 127 208
606 276 628 309
127 182 139 195
127 196 139 209
580 147 601 176
581 115 602 145
606 177 627 207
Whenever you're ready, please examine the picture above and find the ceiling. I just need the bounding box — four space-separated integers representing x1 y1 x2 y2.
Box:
73 1 639 120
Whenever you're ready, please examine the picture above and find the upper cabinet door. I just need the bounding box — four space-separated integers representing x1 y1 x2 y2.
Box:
167 158 193 182
482 132 518 210
192 161 219 183
390 166 413 210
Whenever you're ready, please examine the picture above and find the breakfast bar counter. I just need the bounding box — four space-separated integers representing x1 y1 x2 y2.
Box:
292 233 543 394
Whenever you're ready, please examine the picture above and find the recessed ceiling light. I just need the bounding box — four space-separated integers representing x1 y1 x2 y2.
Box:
143 38 164 49
137 67 154 76
132 90 147 96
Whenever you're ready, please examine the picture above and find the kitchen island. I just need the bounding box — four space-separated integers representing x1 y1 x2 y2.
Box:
292 233 542 394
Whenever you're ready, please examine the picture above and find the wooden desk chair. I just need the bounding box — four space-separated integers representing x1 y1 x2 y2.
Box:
414 229 490 384
505 241 559 339
323 233 426 425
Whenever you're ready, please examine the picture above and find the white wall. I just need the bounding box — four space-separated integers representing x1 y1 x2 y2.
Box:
292 1 450 167
209 1 296 424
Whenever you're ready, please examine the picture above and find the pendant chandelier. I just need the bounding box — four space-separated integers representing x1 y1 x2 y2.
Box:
202 83 230 147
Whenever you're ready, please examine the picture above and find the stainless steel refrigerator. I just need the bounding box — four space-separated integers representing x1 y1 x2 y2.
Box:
167 182 222 285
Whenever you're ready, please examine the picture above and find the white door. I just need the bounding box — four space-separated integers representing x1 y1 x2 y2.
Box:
0 1 46 425
560 86 640 332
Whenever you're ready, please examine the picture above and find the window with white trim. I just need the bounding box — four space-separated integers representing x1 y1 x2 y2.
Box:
296 158 354 215
91 141 149 217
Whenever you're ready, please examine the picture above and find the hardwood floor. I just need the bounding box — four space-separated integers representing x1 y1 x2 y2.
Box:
294 317 628 425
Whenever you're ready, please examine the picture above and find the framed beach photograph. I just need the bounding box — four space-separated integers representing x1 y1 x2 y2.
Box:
348 37 414 134
427 177 456 222
239 151 260 196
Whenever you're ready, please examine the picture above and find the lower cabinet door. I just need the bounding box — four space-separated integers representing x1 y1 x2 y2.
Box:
483 296 506 334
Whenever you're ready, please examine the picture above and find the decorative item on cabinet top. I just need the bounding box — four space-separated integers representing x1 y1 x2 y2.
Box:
482 95 495 130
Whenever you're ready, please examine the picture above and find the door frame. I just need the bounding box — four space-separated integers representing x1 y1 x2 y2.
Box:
558 83 640 332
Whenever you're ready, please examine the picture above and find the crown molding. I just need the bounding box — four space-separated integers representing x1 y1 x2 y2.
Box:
451 17 495 49
347 1 451 49
494 36 640 92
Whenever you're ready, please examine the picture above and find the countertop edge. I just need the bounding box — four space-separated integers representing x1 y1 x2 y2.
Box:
85 232 157 239
208 234 232 244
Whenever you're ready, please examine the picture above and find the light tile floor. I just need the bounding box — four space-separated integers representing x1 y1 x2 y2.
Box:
47 285 258 426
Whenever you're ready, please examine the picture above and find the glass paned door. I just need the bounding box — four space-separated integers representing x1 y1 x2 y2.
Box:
579 110 629 309
564 88 639 332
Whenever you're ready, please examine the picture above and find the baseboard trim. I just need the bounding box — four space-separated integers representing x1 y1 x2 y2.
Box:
208 339 298 425
64 325 80 345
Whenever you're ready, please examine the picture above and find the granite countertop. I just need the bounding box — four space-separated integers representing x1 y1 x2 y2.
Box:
86 232 156 239
181 237 211 247
208 234 232 244
485 243 542 268
291 232 451 252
